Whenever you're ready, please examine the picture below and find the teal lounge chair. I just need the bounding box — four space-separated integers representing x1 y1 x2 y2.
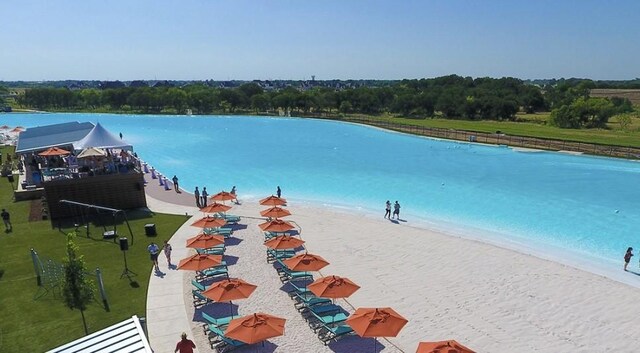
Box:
214 213 241 224
202 312 233 328
208 325 247 352
266 248 295 262
318 324 354 345
309 311 349 331
293 293 331 310
196 246 226 255
275 259 314 282
196 263 229 280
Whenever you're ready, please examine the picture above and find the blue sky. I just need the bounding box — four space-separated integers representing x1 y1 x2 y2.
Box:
1 0 639 81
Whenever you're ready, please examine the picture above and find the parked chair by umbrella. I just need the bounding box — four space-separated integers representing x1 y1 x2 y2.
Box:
186 233 225 249
259 195 287 206
200 202 232 214
308 275 360 300
416 340 475 353
202 278 257 318
177 254 223 271
224 312 286 345
211 191 235 204
259 219 295 233
346 307 408 353
260 206 291 219
191 216 227 229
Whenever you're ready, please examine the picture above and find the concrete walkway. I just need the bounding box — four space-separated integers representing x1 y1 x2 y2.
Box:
143 174 202 353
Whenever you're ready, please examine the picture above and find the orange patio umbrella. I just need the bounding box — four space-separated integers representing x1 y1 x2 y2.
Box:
202 278 257 317
258 219 295 233
191 216 227 228
177 254 223 271
308 275 360 299
259 195 287 206
346 307 408 352
264 235 305 250
282 252 329 272
416 340 475 353
38 146 71 156
225 312 286 345
260 206 292 219
211 191 235 203
186 233 225 249
200 202 232 214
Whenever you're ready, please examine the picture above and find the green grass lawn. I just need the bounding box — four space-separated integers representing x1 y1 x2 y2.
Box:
0 146 187 352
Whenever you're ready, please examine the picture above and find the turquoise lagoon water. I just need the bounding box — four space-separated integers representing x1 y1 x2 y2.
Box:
3 113 640 267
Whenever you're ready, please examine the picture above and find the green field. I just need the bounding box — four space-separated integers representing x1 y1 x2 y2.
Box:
343 112 640 147
0 146 187 353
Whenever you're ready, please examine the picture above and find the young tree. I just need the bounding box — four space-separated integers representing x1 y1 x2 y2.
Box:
62 233 95 335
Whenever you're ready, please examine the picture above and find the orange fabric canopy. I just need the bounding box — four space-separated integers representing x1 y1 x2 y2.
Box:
225 312 286 344
258 219 295 233
211 191 235 202
177 254 223 271
346 307 408 338
259 195 287 206
308 275 360 299
191 216 226 228
282 253 329 272
260 206 292 219
264 235 305 250
202 278 257 302
200 202 232 214
186 233 225 249
38 146 71 156
416 340 475 353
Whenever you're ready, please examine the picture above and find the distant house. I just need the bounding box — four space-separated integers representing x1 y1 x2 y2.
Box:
152 80 174 88
99 81 126 89
129 80 149 88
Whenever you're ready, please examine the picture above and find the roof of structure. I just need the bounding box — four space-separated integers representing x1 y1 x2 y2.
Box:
15 122 95 154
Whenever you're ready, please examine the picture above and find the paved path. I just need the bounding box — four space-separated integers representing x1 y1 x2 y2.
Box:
143 173 202 353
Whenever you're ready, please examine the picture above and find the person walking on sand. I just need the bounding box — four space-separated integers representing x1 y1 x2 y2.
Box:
201 187 208 207
230 185 237 204
147 242 160 272
1 209 11 231
276 186 281 198
194 187 201 208
172 175 179 193
385 200 391 219
163 240 172 267
174 332 196 353
393 201 401 220
624 247 633 271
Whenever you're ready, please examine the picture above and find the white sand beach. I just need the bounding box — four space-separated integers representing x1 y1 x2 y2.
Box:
145 188 640 353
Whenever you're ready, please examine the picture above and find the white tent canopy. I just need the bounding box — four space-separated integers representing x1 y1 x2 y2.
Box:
73 122 132 151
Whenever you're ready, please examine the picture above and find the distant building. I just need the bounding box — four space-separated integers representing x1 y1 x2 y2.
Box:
129 80 149 88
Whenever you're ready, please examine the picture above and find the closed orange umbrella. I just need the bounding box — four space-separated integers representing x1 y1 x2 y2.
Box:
283 253 329 272
211 191 235 202
225 312 286 345
416 340 475 353
264 235 305 250
260 206 292 219
347 307 407 338
203 278 257 317
38 146 71 156
186 233 225 249
259 219 295 233
308 275 360 299
200 202 232 214
191 216 226 228
177 254 223 271
259 195 287 206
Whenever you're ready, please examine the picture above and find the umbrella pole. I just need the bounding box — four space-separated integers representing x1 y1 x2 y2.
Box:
230 300 233 319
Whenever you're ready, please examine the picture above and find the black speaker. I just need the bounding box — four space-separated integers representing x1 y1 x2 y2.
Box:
119 237 129 251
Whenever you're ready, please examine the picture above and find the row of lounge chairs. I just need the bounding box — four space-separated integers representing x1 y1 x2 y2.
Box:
261 228 355 345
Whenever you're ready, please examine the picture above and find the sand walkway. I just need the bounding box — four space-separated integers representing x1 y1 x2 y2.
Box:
144 174 640 353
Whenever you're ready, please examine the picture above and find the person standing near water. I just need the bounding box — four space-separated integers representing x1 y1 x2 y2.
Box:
172 175 179 193
276 186 281 198
393 201 401 220
624 247 633 271
194 187 201 208
385 200 391 219
201 187 208 207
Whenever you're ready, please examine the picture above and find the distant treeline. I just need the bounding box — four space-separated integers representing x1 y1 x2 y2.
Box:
10 75 636 129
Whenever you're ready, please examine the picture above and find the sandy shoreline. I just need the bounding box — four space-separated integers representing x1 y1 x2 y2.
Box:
144 180 640 352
